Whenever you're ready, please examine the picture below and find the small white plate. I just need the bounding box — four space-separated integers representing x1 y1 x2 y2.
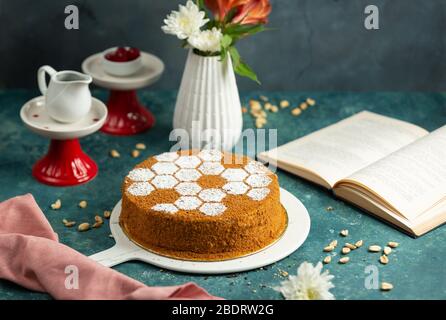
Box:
82 52 165 90
89 188 311 274
20 96 107 140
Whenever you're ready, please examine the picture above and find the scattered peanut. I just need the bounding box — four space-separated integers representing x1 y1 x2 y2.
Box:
264 102 273 110
388 242 399 248
110 149 120 158
78 223 90 232
380 282 393 291
135 143 146 150
256 110 267 118
323 245 335 252
279 269 289 277
342 247 351 254
131 150 140 158
103 210 112 219
300 102 308 110
306 98 316 106
270 105 279 113
340 229 349 237
280 100 290 108
249 100 262 111
62 219 76 227
345 243 357 250
383 246 392 255
51 199 62 210
255 119 265 128
291 108 302 116
380 255 389 265
355 240 364 248
339 257 350 264
368 245 382 253
92 215 104 229
256 115 267 122
78 200 87 209
329 240 338 248
241 107 248 113
259 95 269 102
323 256 332 264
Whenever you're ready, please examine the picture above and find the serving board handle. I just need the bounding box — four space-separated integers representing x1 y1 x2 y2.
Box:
89 245 140 267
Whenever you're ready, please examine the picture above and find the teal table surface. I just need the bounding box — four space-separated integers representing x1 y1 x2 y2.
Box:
1 90 446 300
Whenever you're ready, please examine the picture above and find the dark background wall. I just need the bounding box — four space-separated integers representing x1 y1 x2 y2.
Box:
0 0 445 91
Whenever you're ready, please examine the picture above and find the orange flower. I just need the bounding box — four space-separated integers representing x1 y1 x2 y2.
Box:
205 0 271 25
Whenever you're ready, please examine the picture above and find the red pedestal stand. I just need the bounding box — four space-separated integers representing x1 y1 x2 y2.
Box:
101 90 155 135
32 139 98 187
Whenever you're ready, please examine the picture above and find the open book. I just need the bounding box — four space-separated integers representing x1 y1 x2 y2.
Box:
258 111 446 237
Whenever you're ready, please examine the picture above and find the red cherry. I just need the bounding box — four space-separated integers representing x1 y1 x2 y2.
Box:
105 47 140 62
116 47 128 55
126 47 141 61
111 48 127 62
105 53 116 61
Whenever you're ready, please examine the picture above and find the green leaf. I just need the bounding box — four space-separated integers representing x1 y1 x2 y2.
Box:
225 24 265 38
235 61 260 84
221 35 232 49
220 47 228 62
196 0 205 11
219 35 233 62
229 47 260 84
228 47 240 67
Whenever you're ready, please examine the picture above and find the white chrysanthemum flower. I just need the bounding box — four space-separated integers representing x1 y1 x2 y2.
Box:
161 0 209 40
274 262 335 300
188 27 223 53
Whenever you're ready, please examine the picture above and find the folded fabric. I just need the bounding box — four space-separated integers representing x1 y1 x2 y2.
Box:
0 194 220 300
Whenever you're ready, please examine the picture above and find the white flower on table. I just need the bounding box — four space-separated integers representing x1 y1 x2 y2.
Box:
188 27 223 53
274 262 335 300
161 0 209 40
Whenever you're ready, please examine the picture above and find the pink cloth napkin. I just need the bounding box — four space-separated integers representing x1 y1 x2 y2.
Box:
0 194 220 300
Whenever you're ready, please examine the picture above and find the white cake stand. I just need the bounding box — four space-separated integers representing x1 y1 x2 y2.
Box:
20 96 107 186
89 188 311 274
82 52 164 136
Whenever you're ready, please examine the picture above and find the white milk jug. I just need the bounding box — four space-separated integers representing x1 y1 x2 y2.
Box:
38 65 93 123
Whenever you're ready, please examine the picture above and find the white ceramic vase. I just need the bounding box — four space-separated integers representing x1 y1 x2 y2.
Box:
173 50 243 151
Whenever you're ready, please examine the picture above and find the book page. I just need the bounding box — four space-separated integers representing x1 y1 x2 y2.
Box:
343 125 446 220
260 111 428 187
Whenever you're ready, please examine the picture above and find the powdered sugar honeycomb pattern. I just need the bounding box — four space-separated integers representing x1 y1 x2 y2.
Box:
126 150 273 216
127 168 155 181
151 162 179 175
175 168 202 182
152 203 178 214
175 196 202 210
175 182 202 196
175 155 201 168
127 182 154 196
151 175 179 189
199 188 226 202
198 162 225 175
223 182 249 195
221 168 248 181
